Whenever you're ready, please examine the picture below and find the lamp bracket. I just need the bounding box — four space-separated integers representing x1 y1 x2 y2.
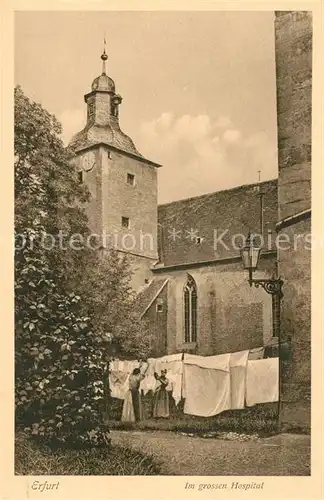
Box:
249 278 284 297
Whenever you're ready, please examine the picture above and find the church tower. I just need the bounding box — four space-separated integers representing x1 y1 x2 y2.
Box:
69 44 161 291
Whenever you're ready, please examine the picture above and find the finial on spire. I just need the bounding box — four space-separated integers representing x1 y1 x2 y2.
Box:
101 37 108 74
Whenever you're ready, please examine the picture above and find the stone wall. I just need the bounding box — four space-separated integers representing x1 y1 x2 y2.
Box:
279 218 311 428
275 11 312 429
275 11 312 221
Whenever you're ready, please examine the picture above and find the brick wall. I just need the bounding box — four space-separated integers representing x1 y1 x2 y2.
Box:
275 11 312 429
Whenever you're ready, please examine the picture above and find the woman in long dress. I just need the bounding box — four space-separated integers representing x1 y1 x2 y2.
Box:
152 370 170 419
122 364 147 422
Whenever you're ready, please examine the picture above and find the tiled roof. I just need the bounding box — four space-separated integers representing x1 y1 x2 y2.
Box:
157 179 278 267
134 278 168 317
69 123 143 158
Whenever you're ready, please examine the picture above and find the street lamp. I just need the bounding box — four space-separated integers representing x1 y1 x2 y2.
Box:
240 233 283 297
240 232 283 430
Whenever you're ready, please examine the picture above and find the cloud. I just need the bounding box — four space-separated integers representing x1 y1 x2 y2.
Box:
222 129 242 144
58 108 86 145
135 113 278 203
214 116 233 128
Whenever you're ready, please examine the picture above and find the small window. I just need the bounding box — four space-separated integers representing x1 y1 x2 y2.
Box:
88 102 95 120
195 236 203 244
107 151 112 160
127 173 135 186
156 298 163 313
78 171 84 184
121 216 130 229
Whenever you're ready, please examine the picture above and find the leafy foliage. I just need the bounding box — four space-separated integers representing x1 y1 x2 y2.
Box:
78 251 152 360
14 87 151 447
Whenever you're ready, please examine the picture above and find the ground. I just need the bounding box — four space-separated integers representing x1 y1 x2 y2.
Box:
111 430 310 476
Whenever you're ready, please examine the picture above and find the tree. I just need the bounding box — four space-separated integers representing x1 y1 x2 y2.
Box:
14 87 152 447
15 86 111 447
78 251 152 361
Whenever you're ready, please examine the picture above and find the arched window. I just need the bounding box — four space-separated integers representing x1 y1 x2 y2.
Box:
184 275 197 343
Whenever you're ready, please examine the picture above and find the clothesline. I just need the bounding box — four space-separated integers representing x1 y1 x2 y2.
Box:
108 347 278 418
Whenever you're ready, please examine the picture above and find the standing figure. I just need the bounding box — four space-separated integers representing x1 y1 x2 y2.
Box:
122 363 147 422
152 370 170 419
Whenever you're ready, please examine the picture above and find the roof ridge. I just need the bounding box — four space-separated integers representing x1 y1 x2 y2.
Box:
158 177 278 208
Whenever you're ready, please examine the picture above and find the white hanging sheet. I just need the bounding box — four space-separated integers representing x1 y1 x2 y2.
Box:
183 363 231 417
245 357 279 406
184 353 230 371
109 371 129 400
229 350 249 410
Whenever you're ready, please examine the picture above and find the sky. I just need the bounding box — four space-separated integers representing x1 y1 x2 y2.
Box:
15 11 278 204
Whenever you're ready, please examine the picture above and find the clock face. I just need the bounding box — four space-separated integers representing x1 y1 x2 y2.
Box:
82 152 96 172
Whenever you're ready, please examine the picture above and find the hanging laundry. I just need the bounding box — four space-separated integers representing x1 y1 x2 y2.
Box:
248 346 265 360
183 364 231 417
182 353 230 400
109 359 119 372
109 371 129 400
229 350 249 410
183 353 231 417
117 359 139 373
109 359 146 401
139 361 148 374
140 358 159 395
184 353 230 370
117 360 127 372
159 353 183 363
164 360 183 406
245 357 279 406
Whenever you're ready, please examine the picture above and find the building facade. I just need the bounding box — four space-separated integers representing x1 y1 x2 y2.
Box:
139 181 278 357
70 48 279 361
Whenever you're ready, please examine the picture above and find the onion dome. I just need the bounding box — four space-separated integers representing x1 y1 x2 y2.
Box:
91 44 115 92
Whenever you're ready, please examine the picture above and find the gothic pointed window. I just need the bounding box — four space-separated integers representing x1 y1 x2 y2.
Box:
184 275 197 343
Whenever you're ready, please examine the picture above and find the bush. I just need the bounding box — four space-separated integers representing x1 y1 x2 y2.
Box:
15 432 161 475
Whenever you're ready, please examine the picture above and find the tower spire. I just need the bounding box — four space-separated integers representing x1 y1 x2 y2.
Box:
101 37 108 75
